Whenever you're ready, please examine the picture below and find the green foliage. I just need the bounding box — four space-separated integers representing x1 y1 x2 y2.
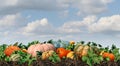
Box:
82 49 103 66
0 44 7 61
47 39 53 44
1 40 120 66
27 40 40 47
18 43 27 49
110 44 120 61
5 56 10 62
66 44 75 51
48 52 61 63
36 51 42 57
13 50 36 66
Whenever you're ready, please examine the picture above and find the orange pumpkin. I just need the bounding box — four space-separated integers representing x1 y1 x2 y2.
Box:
102 52 115 61
4 46 20 56
27 43 55 57
56 47 70 58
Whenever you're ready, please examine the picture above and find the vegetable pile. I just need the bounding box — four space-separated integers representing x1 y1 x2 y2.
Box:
0 40 120 66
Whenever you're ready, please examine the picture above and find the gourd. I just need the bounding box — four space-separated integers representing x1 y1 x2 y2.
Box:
66 51 74 59
42 50 54 60
27 43 55 57
10 54 20 61
4 46 20 56
74 44 90 57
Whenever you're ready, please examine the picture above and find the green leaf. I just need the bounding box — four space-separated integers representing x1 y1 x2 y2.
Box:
36 51 42 57
105 57 110 61
48 52 61 63
99 56 103 61
5 56 10 62
98 44 102 47
93 57 100 64
111 44 116 50
82 56 88 62
80 41 85 44
87 59 92 66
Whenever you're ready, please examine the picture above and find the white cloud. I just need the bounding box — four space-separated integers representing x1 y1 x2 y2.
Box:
21 16 97 36
0 0 18 6
0 13 119 39
59 14 120 35
22 18 55 36
0 13 26 31
58 15 97 34
0 13 120 46
58 14 120 36
71 0 113 16
0 0 113 16
89 15 120 33
101 0 113 4
0 0 69 15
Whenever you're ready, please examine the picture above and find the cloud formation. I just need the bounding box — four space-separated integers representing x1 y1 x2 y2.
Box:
0 13 26 31
0 0 113 16
89 15 120 33
22 18 55 36
0 13 119 45
58 15 97 34
1 13 119 37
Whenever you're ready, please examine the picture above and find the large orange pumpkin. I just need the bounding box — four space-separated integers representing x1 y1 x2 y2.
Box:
27 43 55 57
4 46 20 56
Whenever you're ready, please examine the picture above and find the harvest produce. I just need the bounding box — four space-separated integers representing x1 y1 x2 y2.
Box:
74 44 90 57
102 52 115 61
4 46 20 56
56 47 70 58
27 43 55 57
0 40 120 66
10 54 21 61
42 50 54 60
66 51 74 59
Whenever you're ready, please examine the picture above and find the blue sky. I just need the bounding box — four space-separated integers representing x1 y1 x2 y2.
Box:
0 0 120 47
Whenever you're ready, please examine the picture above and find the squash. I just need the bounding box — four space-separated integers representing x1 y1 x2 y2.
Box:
42 50 54 60
4 46 20 56
74 44 84 55
81 45 90 56
66 51 74 59
56 47 70 58
10 54 20 61
102 52 115 61
74 44 90 57
27 43 55 57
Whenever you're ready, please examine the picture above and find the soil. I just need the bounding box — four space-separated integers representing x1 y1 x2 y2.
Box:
0 59 120 66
